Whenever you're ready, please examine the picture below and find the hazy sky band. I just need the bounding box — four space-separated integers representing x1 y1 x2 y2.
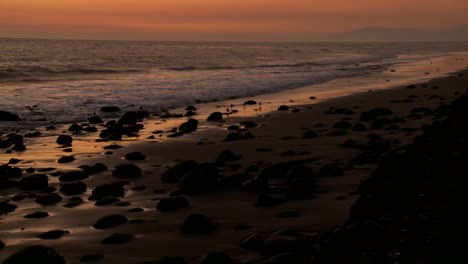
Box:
1 0 468 41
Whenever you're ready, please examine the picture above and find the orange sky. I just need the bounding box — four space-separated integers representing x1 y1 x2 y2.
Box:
1 0 468 40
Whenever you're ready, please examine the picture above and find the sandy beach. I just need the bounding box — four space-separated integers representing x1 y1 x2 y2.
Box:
1 53 468 264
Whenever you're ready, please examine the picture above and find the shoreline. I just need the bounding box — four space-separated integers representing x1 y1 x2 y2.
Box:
1 54 468 263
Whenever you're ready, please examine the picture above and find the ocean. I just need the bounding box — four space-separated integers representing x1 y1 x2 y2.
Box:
1 39 468 125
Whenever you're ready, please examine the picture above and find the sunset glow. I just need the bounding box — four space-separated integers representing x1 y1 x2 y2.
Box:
1 0 468 40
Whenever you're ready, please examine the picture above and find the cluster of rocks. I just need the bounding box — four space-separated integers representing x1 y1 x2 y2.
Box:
302 93 468 263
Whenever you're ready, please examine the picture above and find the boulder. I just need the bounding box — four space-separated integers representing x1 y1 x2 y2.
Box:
68 123 83 132
57 156 75 164
179 119 199 133
59 171 88 182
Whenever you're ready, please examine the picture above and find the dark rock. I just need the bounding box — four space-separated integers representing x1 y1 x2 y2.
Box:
24 212 49 219
333 121 352 129
68 123 83 131
88 115 104 124
353 123 367 131
277 211 301 218
0 240 4 250
101 233 134 244
83 126 98 133
240 120 258 128
2 245 65 264
179 163 219 194
80 254 104 262
80 163 108 175
200 252 230 264
20 174 48 190
93 214 128 229
89 183 125 200
60 182 87 195
0 111 20 121
24 131 41 138
129 207 144 213
59 171 88 182
35 193 63 205
179 119 199 133
181 214 215 235
319 163 343 177
113 164 142 178
0 201 17 214
207 112 223 121
58 156 75 163
37 230 70 239
240 233 264 251
157 196 190 212
326 130 348 136
11 143 26 152
161 160 198 183
56 135 73 145
216 150 241 164
100 106 121 112
277 105 290 111
185 105 197 111
360 108 394 121
141 256 187 264
184 110 197 117
125 152 146 161
94 197 120 206
244 100 257 105
302 130 318 139
256 193 284 207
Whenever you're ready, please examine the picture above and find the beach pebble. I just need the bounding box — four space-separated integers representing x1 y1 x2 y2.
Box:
2 245 65 264
243 100 257 105
179 118 199 133
59 171 88 182
161 160 198 183
58 156 75 163
216 149 241 164
185 105 197 111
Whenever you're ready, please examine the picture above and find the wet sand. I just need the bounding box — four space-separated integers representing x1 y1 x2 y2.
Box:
1 54 468 263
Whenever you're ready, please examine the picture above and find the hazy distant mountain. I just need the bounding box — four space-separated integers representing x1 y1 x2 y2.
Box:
327 27 468 42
